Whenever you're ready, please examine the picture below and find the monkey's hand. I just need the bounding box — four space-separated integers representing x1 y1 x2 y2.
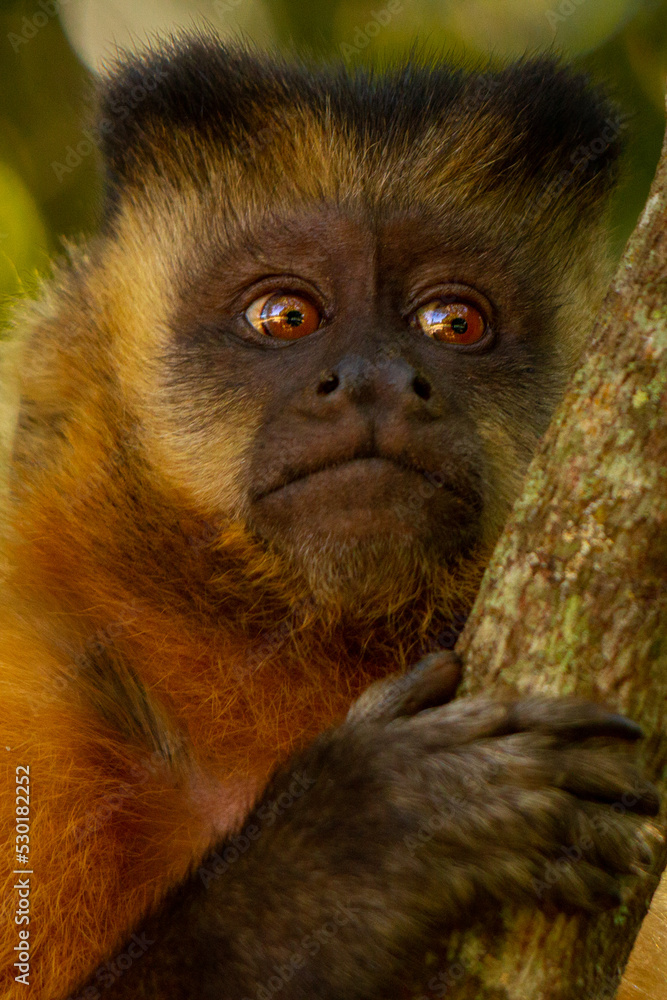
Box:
101 653 660 1000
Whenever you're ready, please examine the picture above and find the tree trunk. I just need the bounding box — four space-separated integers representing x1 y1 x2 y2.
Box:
412 98 667 998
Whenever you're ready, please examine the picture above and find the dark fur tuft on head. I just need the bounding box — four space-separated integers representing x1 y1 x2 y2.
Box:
97 33 623 218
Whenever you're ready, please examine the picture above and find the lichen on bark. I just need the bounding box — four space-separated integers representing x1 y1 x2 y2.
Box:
413 98 667 999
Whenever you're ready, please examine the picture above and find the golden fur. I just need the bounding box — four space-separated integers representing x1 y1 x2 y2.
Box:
1 40 664 998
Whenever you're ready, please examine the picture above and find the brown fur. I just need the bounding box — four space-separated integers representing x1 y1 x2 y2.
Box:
1 38 664 998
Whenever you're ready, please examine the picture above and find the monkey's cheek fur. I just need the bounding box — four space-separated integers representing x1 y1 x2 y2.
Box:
249 457 479 554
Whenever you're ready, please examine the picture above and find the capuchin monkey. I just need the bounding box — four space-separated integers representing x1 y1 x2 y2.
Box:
0 35 663 1000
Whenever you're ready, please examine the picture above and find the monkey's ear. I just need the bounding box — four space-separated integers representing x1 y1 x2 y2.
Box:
95 36 280 215
486 60 625 221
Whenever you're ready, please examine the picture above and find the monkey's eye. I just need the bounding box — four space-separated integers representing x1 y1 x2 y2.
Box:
245 292 322 340
412 300 486 345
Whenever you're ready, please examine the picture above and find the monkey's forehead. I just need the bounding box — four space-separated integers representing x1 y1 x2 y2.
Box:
97 36 622 223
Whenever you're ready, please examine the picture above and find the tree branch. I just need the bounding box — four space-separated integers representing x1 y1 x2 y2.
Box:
420 95 667 999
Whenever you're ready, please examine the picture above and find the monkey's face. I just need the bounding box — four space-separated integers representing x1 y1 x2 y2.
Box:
189 209 521 541
144 199 582 610
89 49 618 613
230 210 491 600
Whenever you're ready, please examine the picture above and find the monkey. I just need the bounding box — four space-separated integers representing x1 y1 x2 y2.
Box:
0 34 664 999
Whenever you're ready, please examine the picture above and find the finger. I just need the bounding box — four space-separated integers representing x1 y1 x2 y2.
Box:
400 695 645 751
347 651 462 723
551 747 660 816
455 732 661 818
394 652 463 716
506 698 644 742
405 696 515 747
534 858 624 912
565 802 663 874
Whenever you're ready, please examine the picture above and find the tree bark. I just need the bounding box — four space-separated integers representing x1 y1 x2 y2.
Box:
412 98 667 998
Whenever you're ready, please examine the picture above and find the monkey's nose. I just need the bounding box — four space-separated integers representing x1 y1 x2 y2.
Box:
316 354 433 406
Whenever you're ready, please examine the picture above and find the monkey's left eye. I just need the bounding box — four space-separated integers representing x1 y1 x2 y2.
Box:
412 300 487 345
245 293 322 340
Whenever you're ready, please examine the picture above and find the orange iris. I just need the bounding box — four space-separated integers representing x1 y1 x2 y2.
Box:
414 301 486 345
251 293 322 340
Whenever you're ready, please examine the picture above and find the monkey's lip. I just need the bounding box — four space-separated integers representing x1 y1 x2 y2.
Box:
251 455 467 505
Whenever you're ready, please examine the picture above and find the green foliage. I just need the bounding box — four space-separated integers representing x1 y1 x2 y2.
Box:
0 162 48 328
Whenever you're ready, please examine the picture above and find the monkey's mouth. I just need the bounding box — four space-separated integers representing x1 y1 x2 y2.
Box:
248 449 483 559
250 451 482 542
251 452 447 504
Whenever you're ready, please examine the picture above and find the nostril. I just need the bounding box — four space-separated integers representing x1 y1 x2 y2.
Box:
318 372 339 395
412 374 431 401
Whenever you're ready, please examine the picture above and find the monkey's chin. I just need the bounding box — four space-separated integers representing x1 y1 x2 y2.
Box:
249 515 479 620
289 531 445 614
247 459 481 617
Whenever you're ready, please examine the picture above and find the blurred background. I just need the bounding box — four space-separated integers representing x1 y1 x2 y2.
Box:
0 0 666 332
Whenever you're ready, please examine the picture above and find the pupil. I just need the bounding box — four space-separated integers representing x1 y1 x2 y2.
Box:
285 309 304 327
450 317 468 334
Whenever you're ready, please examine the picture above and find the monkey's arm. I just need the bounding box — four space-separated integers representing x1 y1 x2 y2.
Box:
85 655 659 1000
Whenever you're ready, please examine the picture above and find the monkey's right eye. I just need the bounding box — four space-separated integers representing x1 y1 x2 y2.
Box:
412 300 487 345
245 293 322 340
